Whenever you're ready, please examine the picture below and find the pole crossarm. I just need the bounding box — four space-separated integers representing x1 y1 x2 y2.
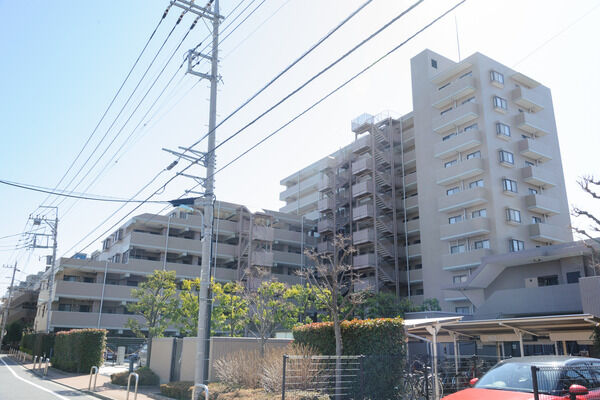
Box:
170 0 223 20
162 148 208 166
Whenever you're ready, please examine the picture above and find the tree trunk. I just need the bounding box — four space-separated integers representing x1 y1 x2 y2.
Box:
260 336 267 358
146 334 153 367
334 315 343 399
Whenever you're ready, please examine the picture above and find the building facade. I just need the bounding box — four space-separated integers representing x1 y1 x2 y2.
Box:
33 201 316 333
280 49 573 313
0 272 42 328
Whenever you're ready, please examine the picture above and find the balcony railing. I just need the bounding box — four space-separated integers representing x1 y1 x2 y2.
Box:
251 251 274 267
130 231 203 254
317 197 334 212
440 217 491 241
432 102 479 134
525 194 560 216
55 280 135 301
442 248 492 271
512 86 545 113
353 205 374 221
437 186 488 213
436 157 484 186
353 228 375 245
352 157 372 175
279 173 321 201
353 253 376 269
529 223 570 244
521 166 556 188
434 129 482 159
352 180 374 198
518 138 552 162
515 112 550 136
432 75 477 109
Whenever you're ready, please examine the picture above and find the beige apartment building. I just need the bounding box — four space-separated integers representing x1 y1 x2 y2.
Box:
33 201 316 333
0 272 42 328
280 49 573 314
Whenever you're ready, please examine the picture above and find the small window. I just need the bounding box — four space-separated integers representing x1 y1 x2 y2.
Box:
449 215 463 224
450 244 466 254
496 122 511 137
566 271 581 284
538 275 559 287
439 82 451 90
453 275 468 284
466 150 481 160
469 179 484 189
445 159 458 168
431 59 438 69
531 216 542 224
461 96 476 105
63 275 77 282
447 187 460 195
506 208 522 223
528 188 538 195
493 96 508 111
455 306 471 314
79 305 91 313
441 107 453 116
503 178 518 193
499 150 514 165
126 280 139 287
83 277 95 283
463 123 478 132
415 288 424 295
472 209 487 218
443 132 457 141
473 239 490 249
58 304 72 312
459 71 472 79
525 160 535 167
490 70 504 85
509 239 525 252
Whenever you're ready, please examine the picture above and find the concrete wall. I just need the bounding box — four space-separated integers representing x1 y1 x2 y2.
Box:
149 338 175 384
580 275 600 318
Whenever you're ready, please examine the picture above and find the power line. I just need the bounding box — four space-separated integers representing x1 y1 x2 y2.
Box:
0 179 170 204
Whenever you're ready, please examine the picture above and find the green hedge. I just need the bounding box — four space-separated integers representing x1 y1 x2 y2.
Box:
293 318 405 399
160 381 194 399
51 329 106 373
112 367 159 386
20 332 54 357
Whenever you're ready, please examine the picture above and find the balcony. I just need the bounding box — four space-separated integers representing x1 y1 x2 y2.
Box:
273 251 302 266
515 112 550 136
280 173 321 201
279 192 320 214
317 197 334 212
436 157 484 186
400 268 423 284
251 251 274 267
55 281 135 301
432 102 479 134
406 244 421 259
317 242 334 253
352 157 372 175
442 248 492 271
440 218 491 241
521 166 556 188
273 229 315 245
403 172 417 189
398 195 419 211
512 86 545 113
130 231 203 255
353 253 376 269
253 226 274 242
518 138 552 162
317 219 334 233
353 205 374 221
352 135 371 154
353 228 375 245
434 129 482 159
51 311 145 330
525 194 560 216
438 186 488 213
354 276 377 292
398 219 420 235
61 257 202 278
529 223 570 244
352 180 374 198
432 75 477 109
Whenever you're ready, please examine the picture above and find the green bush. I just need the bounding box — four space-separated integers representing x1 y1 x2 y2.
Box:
19 332 54 357
293 318 405 399
111 366 160 386
160 381 194 399
51 329 106 373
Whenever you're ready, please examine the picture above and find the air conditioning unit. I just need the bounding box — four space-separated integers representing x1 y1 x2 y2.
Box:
525 277 538 288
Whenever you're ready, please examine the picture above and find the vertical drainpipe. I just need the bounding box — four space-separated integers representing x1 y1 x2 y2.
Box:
399 118 411 299
97 260 109 329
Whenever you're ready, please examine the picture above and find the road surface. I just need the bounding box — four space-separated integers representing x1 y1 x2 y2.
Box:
0 355 97 400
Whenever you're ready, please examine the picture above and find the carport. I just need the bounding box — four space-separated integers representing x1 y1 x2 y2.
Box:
404 313 599 399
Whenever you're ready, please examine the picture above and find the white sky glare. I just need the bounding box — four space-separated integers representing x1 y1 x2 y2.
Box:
0 0 599 292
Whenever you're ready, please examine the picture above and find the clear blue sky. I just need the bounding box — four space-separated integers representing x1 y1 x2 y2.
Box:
1 0 599 291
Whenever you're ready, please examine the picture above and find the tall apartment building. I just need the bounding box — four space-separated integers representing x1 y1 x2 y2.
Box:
33 201 316 333
280 49 572 313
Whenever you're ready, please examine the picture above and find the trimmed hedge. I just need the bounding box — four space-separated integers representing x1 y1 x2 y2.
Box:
112 367 159 386
293 318 405 399
51 329 106 373
160 381 194 399
20 332 54 357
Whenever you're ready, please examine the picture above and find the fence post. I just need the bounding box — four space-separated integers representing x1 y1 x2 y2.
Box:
359 355 365 400
281 354 287 400
44 358 50 377
425 365 430 400
531 366 539 400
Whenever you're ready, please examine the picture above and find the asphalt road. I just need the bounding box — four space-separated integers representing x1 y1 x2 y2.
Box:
0 355 97 400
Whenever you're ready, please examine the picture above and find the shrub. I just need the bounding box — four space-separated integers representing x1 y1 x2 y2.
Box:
261 344 321 393
19 332 54 357
160 381 194 399
111 366 159 386
51 329 106 373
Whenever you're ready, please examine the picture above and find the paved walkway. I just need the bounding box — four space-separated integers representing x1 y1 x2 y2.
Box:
11 356 169 400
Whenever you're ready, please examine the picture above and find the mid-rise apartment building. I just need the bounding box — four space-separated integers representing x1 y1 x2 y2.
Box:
0 272 42 328
280 49 573 313
33 201 316 333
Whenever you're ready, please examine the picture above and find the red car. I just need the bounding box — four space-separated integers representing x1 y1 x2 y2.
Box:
442 356 600 399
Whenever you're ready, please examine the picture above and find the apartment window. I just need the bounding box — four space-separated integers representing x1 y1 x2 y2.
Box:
447 187 460 195
567 271 581 284
525 160 535 167
538 275 559 287
509 239 525 252
506 208 522 223
58 304 72 312
473 239 490 249
449 215 463 224
443 132 457 141
490 70 504 85
466 150 481 160
431 59 438 69
496 122 511 137
63 275 77 282
493 95 508 111
122 250 129 264
79 305 91 313
502 178 518 193
459 71 472 79
464 123 478 132
528 188 538 195
450 243 466 254
469 179 484 189
453 275 468 284
445 159 458 168
83 277 95 283
414 288 424 296
441 107 453 116
439 82 451 90
456 306 471 315
499 150 514 165
461 96 476 105
127 280 139 287
114 253 121 263
532 216 543 224
472 209 487 218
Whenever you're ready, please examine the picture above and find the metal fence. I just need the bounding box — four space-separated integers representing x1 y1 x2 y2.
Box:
532 365 600 399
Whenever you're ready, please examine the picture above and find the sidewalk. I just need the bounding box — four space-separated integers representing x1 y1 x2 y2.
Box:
15 357 171 400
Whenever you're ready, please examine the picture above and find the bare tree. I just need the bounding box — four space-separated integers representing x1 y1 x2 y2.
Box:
301 233 369 398
572 175 600 274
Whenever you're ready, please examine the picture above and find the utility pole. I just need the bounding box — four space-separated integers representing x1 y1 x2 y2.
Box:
0 262 19 347
167 0 222 386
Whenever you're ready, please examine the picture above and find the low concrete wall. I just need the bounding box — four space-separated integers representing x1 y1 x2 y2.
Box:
580 276 600 318
149 337 175 384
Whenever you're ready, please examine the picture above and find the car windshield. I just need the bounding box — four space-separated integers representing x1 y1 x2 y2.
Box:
475 363 535 393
